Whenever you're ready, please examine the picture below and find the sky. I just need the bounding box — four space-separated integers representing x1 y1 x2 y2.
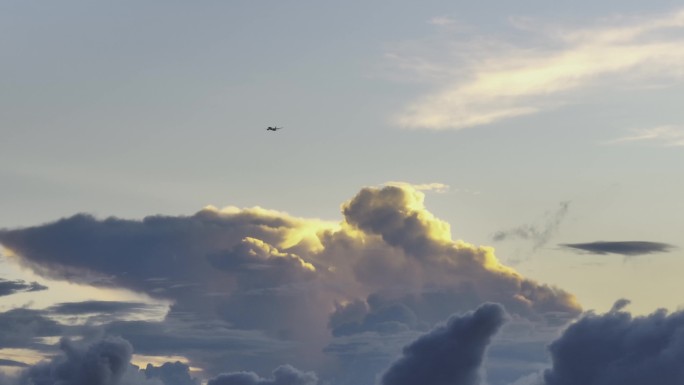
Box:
1 1 684 385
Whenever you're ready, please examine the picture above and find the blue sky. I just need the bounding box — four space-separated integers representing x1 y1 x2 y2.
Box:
1 2 684 385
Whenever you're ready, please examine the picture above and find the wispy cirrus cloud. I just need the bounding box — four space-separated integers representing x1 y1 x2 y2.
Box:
393 9 684 130
611 125 684 146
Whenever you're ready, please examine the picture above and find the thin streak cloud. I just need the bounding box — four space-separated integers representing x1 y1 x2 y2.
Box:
611 125 684 146
384 182 450 193
394 9 684 130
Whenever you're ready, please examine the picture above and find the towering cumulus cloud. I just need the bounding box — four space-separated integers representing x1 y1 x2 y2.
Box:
0 185 580 379
544 300 684 385
381 303 507 385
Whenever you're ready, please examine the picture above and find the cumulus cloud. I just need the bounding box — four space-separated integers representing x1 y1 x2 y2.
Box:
20 337 134 385
338 186 580 320
560 241 675 256
0 336 202 385
144 361 199 385
544 300 684 385
392 8 684 129
492 202 570 250
207 365 317 385
0 278 47 297
0 184 581 380
381 303 507 385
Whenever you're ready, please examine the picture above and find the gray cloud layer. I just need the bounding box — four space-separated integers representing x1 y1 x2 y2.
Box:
0 359 28 368
381 303 506 385
0 278 47 297
560 241 675 256
48 301 157 316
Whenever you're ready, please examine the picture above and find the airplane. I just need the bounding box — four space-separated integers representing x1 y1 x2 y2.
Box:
266 126 283 131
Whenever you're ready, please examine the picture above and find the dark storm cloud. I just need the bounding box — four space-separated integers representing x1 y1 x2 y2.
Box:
380 303 507 385
48 301 157 316
207 365 318 385
544 301 684 385
144 362 199 385
560 241 675 256
0 278 47 297
492 201 570 249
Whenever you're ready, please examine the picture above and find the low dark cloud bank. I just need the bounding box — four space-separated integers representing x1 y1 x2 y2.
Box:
381 303 506 385
560 241 675 256
0 335 313 385
207 365 317 385
144 361 199 385
544 300 684 385
0 278 47 297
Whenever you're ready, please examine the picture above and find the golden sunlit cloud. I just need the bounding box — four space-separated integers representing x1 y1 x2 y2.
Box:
394 8 684 130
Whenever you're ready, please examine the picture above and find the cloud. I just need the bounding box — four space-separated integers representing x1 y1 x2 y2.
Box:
493 202 570 250
0 184 581 381
384 182 450 193
560 241 675 256
0 336 200 385
0 278 47 297
610 125 684 147
380 303 507 385
207 365 317 385
543 300 684 385
0 359 28 368
144 361 199 385
48 301 159 316
0 309 62 349
392 9 684 129
20 337 134 385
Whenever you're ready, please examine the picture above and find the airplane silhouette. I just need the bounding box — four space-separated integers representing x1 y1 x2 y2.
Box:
266 126 283 131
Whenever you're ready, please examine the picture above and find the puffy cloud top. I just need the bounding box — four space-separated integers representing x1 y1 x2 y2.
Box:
544 301 684 385
381 303 507 385
207 365 317 385
21 337 133 385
